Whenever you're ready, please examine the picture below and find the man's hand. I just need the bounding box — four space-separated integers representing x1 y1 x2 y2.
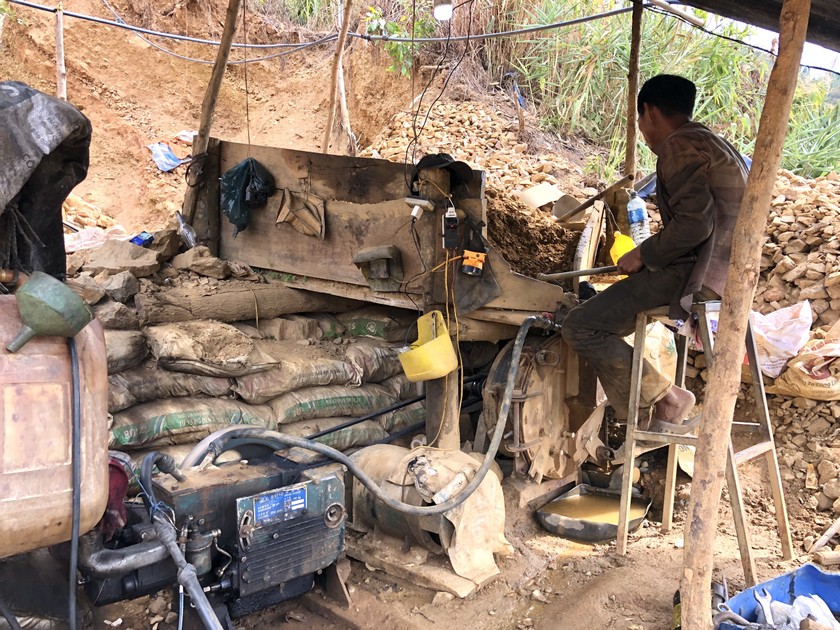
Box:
617 247 644 274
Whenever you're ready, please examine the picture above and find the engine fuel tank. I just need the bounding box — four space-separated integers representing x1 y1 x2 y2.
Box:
0 294 109 558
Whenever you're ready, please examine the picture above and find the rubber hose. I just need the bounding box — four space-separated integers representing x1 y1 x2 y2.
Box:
0 596 22 630
139 452 181 513
153 517 223 630
68 337 81 630
181 316 559 516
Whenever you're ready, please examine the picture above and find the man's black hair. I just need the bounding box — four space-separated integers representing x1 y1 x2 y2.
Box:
637 74 696 118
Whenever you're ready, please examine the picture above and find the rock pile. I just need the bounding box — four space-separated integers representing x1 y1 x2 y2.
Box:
756 170 840 328
62 193 124 231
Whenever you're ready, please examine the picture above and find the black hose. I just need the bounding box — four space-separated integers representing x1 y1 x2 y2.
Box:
182 316 559 516
0 596 21 630
306 394 425 439
68 337 81 630
139 452 182 513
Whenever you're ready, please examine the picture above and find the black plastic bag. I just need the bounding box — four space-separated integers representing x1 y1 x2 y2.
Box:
219 157 275 236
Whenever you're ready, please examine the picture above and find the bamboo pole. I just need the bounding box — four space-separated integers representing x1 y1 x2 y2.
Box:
624 0 642 177
55 3 66 100
322 0 353 153
182 0 242 224
680 1 810 627
335 0 357 155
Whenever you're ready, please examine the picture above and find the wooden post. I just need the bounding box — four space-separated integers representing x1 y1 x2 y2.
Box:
680 1 810 627
624 0 642 177
322 0 353 153
335 0 357 155
182 0 242 224
55 3 66 100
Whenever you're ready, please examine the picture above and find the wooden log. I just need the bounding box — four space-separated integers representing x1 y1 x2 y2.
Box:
55 4 66 100
813 549 840 567
809 515 840 554
322 0 354 153
134 280 361 325
182 0 242 224
680 1 810 628
624 0 642 177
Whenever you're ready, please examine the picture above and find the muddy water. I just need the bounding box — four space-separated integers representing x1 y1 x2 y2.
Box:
542 494 646 525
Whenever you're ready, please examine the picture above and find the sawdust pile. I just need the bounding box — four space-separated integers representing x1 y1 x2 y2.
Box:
361 100 589 276
756 170 840 328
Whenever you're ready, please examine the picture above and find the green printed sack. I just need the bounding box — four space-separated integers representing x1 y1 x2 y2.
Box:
269 384 397 425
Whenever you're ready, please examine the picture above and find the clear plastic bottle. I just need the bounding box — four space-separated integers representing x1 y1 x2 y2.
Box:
627 191 651 246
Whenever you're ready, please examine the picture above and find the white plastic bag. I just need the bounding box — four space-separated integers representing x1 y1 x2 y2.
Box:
749 301 813 378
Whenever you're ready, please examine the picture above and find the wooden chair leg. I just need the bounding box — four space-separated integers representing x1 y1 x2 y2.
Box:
725 443 757 586
661 443 678 533
617 313 648 555
765 448 794 560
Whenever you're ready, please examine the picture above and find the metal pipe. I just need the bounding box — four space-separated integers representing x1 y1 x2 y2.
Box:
153 517 223 630
78 532 169 578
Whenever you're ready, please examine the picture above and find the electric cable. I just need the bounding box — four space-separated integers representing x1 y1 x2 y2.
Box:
68 337 81 630
0 597 21 630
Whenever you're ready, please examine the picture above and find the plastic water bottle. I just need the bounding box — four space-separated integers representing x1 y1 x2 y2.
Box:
627 191 651 246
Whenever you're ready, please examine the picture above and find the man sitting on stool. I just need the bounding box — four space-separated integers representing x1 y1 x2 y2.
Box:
561 74 748 433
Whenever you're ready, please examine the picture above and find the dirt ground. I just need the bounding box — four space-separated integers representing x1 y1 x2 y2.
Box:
1 1 836 628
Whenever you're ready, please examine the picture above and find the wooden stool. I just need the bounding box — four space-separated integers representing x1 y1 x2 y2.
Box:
616 301 793 586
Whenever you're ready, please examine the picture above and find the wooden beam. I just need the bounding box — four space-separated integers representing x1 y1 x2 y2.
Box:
679 0 810 627
182 0 242 224
625 0 642 177
55 4 66 100
322 0 354 153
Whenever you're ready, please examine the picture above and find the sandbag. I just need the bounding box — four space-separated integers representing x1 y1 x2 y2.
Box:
145 320 278 376
110 398 273 449
109 367 232 413
767 319 840 400
234 357 362 405
337 306 415 342
105 330 148 374
344 340 403 383
269 384 397 425
279 417 387 451
255 316 322 341
381 373 421 400
305 313 345 340
382 401 426 432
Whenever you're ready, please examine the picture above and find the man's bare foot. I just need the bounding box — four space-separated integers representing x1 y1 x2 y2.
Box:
652 385 696 425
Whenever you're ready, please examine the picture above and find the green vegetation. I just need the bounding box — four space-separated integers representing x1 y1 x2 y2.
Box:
267 0 839 178
363 3 436 77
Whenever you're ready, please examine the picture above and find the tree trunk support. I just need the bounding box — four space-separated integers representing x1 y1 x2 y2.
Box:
624 0 642 177
323 0 354 153
680 1 810 627
55 4 66 100
182 0 242 224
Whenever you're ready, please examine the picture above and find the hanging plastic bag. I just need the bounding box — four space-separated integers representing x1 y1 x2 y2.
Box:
219 157 275 236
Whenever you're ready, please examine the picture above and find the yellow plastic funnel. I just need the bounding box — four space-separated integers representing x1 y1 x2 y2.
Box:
398 310 458 382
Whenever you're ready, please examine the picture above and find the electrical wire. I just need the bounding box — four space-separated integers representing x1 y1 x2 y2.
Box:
644 4 840 77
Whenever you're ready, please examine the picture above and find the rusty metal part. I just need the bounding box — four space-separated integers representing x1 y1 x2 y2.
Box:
553 173 634 223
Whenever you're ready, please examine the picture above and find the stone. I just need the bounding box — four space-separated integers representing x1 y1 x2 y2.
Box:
818 492 835 511
432 591 454 605
148 229 181 262
806 464 820 489
93 299 139 330
171 246 230 279
164 612 178 625
823 478 840 501
83 239 160 278
807 417 833 436
66 274 106 305
101 270 139 303
148 597 168 616
818 460 838 484
834 497 840 516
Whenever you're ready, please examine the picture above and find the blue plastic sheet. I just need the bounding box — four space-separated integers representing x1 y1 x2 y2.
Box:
147 142 189 172
719 563 840 629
